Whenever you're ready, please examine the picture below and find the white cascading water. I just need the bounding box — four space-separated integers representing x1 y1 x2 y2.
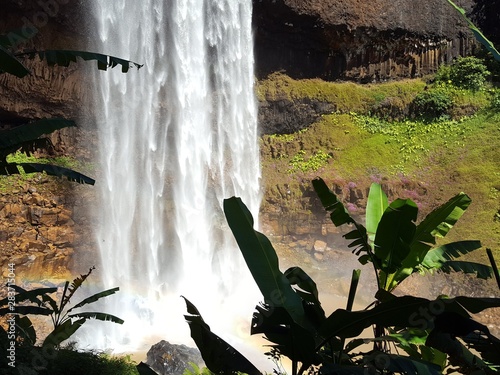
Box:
82 0 262 355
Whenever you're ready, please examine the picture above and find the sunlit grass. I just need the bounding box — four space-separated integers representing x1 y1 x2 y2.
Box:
259 74 500 263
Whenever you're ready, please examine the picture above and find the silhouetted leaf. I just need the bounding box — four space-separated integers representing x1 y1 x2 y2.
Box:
182 296 262 375
318 294 500 342
136 362 158 375
223 197 305 325
251 304 321 367
0 118 75 155
69 287 120 311
312 178 371 256
67 312 124 325
374 199 418 276
17 49 143 72
4 163 93 185
312 178 353 226
16 316 36 345
43 318 86 347
0 44 29 77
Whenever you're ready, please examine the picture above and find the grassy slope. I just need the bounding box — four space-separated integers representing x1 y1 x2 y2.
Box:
259 74 500 265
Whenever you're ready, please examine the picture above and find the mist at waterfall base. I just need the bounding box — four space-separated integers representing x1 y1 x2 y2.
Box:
75 0 264 363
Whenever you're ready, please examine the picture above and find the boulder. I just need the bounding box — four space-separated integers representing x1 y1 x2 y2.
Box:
146 340 204 375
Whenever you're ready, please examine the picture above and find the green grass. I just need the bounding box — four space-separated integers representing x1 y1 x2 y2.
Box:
257 72 426 113
260 75 500 264
2 347 139 375
0 152 95 192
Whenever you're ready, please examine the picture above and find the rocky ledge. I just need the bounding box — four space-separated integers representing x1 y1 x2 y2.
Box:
253 0 477 81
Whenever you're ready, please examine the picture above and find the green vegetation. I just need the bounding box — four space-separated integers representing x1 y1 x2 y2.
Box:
0 28 141 185
288 150 332 173
259 66 500 260
8 348 140 375
435 56 490 91
182 196 500 375
312 178 492 292
0 268 136 374
411 87 453 120
257 72 425 113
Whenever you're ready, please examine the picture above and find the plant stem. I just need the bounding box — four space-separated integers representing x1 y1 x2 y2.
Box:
487 248 500 290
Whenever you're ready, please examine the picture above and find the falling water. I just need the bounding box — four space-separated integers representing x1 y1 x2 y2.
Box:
83 0 261 354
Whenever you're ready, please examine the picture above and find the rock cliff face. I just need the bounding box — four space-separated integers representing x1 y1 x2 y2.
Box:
253 0 477 81
0 0 96 278
0 0 90 131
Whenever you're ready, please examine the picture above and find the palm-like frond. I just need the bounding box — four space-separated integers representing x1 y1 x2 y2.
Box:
67 312 124 324
421 241 491 280
16 49 143 72
62 267 95 308
69 287 120 312
312 178 371 256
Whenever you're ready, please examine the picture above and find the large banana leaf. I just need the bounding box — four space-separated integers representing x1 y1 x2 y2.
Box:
0 118 76 152
365 183 388 243
374 199 418 277
223 197 305 325
312 178 371 256
5 163 95 185
182 296 262 375
363 351 441 375
68 287 120 312
67 312 124 324
251 304 321 367
0 286 57 306
446 0 500 61
15 316 36 346
0 306 53 316
284 266 325 322
318 293 500 343
43 318 86 348
421 241 492 279
0 44 29 77
312 178 353 226
17 49 143 72
390 193 473 288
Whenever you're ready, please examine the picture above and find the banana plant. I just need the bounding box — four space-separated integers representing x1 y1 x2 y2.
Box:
207 197 500 374
3 267 123 348
313 177 493 292
0 28 142 78
0 118 95 184
0 29 142 184
446 0 500 62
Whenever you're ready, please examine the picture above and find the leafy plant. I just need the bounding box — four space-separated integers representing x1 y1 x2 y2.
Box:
313 178 492 292
449 56 490 91
288 150 331 173
0 29 142 184
182 195 500 375
1 267 123 349
0 118 95 184
446 0 500 62
410 87 453 120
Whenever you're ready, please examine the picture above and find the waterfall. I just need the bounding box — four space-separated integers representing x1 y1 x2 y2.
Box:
84 0 261 353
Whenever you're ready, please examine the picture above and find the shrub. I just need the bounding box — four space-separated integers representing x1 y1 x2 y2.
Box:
449 56 490 91
434 63 452 84
490 89 500 110
410 87 453 120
